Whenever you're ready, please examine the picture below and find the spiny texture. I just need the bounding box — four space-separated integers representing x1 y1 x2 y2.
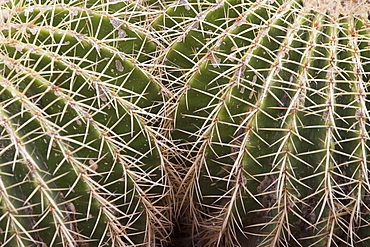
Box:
0 0 172 246
165 0 370 246
2 0 370 246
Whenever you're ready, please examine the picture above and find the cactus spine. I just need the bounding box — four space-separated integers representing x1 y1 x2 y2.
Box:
1 0 370 246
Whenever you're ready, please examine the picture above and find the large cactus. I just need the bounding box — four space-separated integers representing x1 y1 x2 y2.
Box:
166 0 370 246
0 0 172 246
2 0 370 246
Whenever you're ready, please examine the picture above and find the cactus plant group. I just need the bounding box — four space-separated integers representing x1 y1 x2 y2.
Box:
1 0 370 246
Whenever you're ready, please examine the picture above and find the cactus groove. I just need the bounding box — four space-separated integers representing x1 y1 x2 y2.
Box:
1 0 370 246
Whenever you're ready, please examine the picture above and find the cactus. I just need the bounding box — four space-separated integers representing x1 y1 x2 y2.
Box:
166 0 370 246
2 0 370 246
0 0 172 246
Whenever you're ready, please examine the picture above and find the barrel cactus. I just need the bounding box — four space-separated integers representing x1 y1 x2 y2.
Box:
2 0 370 246
163 0 370 246
0 0 172 246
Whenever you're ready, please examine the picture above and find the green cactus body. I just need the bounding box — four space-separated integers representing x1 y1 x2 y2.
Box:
170 0 370 246
0 1 170 246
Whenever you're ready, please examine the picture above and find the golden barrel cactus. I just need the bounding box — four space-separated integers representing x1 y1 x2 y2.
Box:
1 0 370 246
